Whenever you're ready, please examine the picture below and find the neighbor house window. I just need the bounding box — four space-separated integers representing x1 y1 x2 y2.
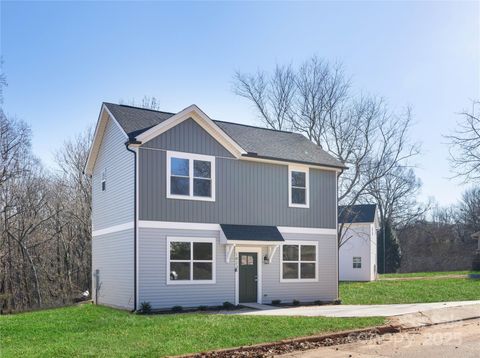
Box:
166 151 215 201
167 237 216 284
288 165 309 208
353 257 362 269
280 242 317 282
101 168 107 191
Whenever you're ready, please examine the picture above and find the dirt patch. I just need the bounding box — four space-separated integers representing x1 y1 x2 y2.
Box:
176 325 400 358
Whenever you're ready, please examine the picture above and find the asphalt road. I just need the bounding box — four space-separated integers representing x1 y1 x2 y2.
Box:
279 318 480 358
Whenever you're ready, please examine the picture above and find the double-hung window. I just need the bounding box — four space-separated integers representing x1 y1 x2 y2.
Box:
288 165 309 208
280 242 317 282
167 151 215 201
353 257 362 269
167 237 216 284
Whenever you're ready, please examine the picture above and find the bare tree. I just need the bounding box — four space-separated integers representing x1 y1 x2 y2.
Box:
119 96 161 110
233 56 420 247
365 165 428 229
447 101 480 183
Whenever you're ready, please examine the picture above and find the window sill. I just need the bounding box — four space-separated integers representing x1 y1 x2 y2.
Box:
167 194 215 202
280 278 318 283
166 280 216 285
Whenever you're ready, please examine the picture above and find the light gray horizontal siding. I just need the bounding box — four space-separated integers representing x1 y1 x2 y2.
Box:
92 117 134 230
138 228 235 309
138 228 337 308
92 229 134 310
139 150 336 228
262 233 338 303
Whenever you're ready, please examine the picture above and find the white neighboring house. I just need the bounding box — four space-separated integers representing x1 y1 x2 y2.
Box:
338 204 380 281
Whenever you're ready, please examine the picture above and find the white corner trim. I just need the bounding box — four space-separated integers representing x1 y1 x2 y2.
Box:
277 226 337 236
92 222 134 237
288 164 310 208
135 104 247 158
85 104 129 175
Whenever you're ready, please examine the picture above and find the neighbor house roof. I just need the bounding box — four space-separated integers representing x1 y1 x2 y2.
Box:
102 102 346 170
338 204 378 224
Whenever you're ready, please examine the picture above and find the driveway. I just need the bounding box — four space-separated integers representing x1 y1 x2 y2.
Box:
234 300 480 317
278 317 480 358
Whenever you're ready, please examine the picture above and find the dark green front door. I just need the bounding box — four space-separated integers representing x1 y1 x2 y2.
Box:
239 253 258 303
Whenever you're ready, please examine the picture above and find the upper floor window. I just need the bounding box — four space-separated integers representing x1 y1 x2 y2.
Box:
166 151 215 201
280 242 318 282
353 257 362 269
288 165 309 208
101 168 107 191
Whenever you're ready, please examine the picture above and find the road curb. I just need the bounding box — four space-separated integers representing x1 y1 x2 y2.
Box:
173 324 401 358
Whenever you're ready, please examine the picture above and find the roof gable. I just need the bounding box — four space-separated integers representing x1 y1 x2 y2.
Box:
86 103 347 175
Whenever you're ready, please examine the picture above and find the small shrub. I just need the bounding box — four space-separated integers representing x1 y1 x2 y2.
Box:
140 301 151 314
222 301 235 310
292 299 300 306
171 305 183 312
198 305 208 311
271 299 281 305
314 300 322 305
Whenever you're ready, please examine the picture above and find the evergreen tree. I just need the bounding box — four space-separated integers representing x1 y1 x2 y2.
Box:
377 220 402 273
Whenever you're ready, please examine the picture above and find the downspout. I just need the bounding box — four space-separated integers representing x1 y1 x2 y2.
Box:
125 140 141 312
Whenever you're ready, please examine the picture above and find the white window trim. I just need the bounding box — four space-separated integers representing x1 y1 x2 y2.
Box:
280 241 318 282
353 256 362 269
166 237 216 285
166 150 216 202
288 165 309 208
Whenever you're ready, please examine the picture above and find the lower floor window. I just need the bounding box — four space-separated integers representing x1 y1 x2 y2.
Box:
281 242 317 281
167 238 215 283
353 257 362 269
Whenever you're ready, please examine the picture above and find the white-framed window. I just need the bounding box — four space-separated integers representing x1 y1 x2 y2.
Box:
166 237 216 284
101 168 107 191
166 151 215 202
280 241 318 282
288 165 309 208
353 257 362 269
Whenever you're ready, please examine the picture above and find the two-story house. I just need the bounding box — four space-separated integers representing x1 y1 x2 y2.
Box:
85 103 346 311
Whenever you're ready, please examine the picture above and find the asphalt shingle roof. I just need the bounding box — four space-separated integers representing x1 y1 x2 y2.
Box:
220 224 284 242
104 102 345 169
338 204 378 224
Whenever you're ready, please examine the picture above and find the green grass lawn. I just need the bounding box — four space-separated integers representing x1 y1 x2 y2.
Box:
0 304 384 358
379 270 470 279
340 278 480 304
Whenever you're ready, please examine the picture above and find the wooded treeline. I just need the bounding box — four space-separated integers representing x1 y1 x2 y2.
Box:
0 108 92 313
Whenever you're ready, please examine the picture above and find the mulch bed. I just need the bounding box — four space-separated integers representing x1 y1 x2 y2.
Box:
176 325 401 358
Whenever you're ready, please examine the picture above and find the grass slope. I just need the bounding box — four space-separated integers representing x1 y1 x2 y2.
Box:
340 278 480 304
379 271 470 279
0 304 384 357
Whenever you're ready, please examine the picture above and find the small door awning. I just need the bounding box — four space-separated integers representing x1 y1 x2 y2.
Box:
220 224 285 243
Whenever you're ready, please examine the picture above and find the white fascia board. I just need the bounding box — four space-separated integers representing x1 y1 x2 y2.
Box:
134 104 247 158
85 104 129 175
277 226 337 236
240 156 344 173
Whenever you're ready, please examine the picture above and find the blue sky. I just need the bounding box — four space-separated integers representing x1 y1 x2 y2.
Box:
1 1 479 206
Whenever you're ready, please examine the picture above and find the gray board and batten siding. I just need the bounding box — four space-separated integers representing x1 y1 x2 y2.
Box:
139 118 337 228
